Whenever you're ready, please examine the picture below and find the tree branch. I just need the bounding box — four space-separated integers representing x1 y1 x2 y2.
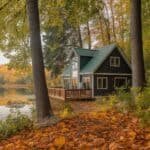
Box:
0 0 12 11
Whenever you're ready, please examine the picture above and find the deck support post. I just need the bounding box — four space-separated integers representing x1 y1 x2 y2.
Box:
91 74 94 98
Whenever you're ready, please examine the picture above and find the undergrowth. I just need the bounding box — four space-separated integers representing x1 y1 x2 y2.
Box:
0 110 33 140
96 87 150 126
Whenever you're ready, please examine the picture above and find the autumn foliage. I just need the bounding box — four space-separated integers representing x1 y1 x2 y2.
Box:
0 110 149 150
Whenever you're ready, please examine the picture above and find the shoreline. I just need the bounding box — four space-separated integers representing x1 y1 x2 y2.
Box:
0 84 33 89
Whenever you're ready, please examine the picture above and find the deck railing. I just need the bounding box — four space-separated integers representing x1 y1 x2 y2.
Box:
48 88 92 100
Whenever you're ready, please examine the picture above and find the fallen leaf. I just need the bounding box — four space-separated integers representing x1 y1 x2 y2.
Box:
54 136 66 148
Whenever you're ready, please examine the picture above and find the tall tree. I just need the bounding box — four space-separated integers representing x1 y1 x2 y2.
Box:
130 0 146 88
26 0 53 122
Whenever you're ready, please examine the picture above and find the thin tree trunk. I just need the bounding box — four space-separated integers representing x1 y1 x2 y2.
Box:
87 21 91 49
98 12 105 45
109 0 116 42
77 25 83 48
103 2 111 44
130 0 146 88
26 0 53 122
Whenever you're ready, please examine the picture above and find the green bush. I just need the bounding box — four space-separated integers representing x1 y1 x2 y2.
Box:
0 110 33 140
60 102 74 118
109 88 150 126
135 88 150 126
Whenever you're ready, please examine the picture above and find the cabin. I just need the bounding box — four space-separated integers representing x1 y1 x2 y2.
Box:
49 44 132 100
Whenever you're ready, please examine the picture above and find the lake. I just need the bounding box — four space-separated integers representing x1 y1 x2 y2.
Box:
0 87 35 120
0 87 98 120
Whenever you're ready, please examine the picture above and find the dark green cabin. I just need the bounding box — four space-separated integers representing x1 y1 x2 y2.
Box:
62 44 132 96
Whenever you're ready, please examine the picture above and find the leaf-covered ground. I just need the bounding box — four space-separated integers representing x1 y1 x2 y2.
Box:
0 110 149 150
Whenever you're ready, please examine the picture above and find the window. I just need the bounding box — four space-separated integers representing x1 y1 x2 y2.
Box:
72 57 78 77
114 77 127 89
97 77 108 89
110 57 120 67
83 77 91 89
72 57 78 70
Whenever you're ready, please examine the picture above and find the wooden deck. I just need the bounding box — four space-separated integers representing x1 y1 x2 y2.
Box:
48 88 92 100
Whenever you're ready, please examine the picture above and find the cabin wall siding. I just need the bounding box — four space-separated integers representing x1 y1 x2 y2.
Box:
94 74 132 96
96 48 131 74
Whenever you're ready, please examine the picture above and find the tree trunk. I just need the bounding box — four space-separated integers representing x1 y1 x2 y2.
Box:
26 0 53 122
130 0 146 88
103 2 111 44
109 0 116 42
87 21 91 49
98 12 105 45
77 25 83 48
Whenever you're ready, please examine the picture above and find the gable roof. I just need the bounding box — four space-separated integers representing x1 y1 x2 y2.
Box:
74 48 97 57
80 44 117 74
62 43 131 76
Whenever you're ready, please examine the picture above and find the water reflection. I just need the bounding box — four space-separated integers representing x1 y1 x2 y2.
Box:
0 87 34 97
0 87 35 105
16 88 33 95
0 87 34 120
0 88 5 96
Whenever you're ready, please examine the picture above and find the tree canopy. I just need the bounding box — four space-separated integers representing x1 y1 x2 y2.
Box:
0 0 149 76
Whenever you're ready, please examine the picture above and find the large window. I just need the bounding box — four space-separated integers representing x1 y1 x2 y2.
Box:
97 77 108 89
110 57 120 67
72 57 78 77
72 57 78 70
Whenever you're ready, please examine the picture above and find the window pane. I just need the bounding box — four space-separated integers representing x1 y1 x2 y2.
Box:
115 58 120 66
103 78 106 88
110 58 114 65
99 78 102 88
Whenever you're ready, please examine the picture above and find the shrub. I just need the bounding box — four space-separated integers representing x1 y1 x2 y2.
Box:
109 88 150 126
0 110 33 140
135 88 150 126
60 103 74 118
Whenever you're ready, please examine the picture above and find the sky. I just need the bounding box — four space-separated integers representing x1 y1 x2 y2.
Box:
0 52 9 64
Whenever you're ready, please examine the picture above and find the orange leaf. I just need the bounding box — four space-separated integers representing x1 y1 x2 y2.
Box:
54 136 66 148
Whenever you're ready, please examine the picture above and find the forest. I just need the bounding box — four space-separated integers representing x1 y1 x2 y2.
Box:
0 0 149 149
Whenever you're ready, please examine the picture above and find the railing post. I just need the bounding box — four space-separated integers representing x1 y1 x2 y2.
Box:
64 89 66 100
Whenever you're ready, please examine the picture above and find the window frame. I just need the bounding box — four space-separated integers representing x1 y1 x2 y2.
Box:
110 56 120 67
97 77 108 89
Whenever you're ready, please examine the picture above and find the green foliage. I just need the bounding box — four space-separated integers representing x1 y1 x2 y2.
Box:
0 110 33 140
0 0 149 76
60 102 74 118
43 25 78 77
135 88 150 126
106 88 150 126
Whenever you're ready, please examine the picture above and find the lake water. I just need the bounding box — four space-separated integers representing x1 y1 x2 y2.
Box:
0 87 98 120
0 87 35 120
